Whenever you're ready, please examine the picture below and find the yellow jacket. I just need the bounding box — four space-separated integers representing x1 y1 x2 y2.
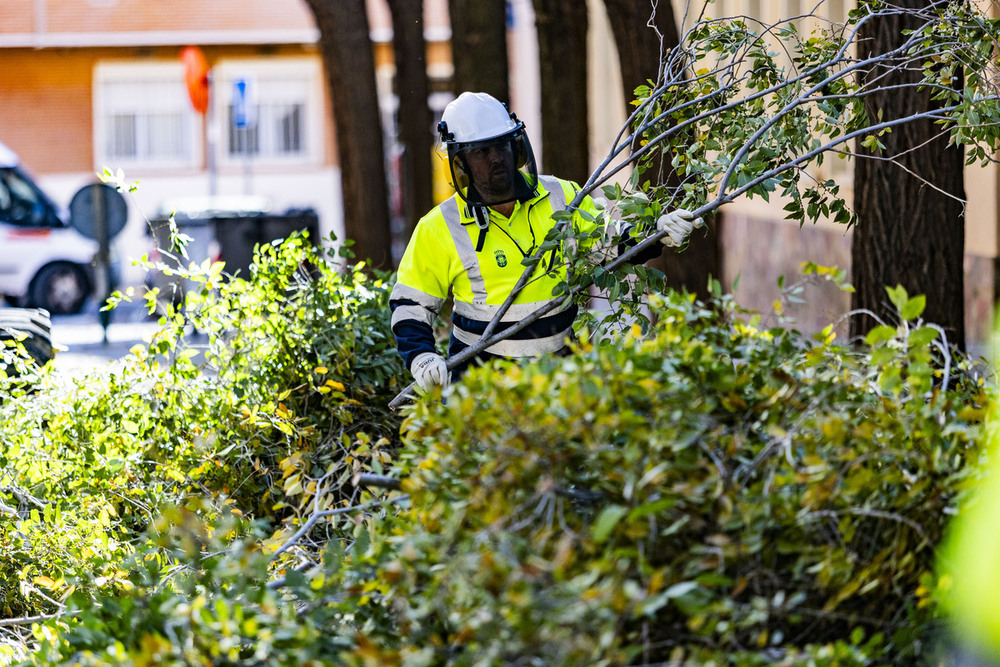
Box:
390 175 599 373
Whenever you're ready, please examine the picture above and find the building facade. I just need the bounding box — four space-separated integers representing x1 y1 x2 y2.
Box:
1 0 996 349
0 0 454 287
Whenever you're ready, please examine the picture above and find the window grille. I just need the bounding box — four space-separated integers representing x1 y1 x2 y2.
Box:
216 59 321 165
94 63 199 168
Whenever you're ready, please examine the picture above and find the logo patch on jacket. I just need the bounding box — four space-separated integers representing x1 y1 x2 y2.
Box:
494 250 508 267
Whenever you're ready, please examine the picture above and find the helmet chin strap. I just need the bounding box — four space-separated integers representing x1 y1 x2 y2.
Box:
471 204 490 252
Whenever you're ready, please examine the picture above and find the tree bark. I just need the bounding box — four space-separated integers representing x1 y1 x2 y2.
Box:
601 0 716 298
850 0 966 348
448 0 510 103
532 0 589 186
387 0 435 244
303 0 393 270
602 0 680 120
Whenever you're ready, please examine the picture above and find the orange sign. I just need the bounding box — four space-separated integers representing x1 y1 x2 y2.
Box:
181 45 210 114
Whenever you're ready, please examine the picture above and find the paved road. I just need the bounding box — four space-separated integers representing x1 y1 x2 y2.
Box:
48 299 164 372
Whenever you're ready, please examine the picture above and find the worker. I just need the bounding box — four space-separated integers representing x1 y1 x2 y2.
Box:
390 91 702 392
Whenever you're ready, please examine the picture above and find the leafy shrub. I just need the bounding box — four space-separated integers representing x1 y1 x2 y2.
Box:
26 503 359 667
0 236 408 660
4 241 990 666
345 287 988 665
133 234 408 518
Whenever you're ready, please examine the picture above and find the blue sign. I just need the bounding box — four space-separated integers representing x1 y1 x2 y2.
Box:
233 78 255 128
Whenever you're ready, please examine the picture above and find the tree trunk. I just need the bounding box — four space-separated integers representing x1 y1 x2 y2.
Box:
303 0 393 270
532 0 589 186
601 0 717 298
602 0 680 120
387 0 435 245
850 0 966 348
448 0 510 103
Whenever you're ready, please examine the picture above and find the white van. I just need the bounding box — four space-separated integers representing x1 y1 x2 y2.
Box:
0 142 99 314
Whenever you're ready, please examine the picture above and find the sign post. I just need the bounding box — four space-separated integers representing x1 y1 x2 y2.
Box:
233 76 256 195
68 184 127 345
181 46 216 196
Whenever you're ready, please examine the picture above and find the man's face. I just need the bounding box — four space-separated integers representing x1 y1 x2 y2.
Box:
463 141 516 203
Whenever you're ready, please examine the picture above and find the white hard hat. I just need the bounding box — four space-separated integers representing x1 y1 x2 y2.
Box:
439 92 518 144
437 92 538 207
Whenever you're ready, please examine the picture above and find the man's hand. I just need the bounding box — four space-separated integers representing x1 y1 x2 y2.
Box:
411 352 449 391
656 209 704 247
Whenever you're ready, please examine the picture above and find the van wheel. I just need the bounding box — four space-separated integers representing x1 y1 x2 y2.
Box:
30 263 89 315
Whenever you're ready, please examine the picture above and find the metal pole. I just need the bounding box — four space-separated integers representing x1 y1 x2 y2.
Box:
206 71 217 197
93 186 111 345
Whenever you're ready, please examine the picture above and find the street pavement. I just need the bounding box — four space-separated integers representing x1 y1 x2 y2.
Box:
49 299 164 372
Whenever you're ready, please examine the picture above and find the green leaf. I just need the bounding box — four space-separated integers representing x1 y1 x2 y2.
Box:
664 581 700 599
870 345 897 367
628 498 674 521
908 326 939 347
900 295 926 321
885 285 908 312
592 505 628 543
865 325 897 345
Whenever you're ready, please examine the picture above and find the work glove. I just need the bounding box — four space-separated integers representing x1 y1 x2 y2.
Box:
656 209 704 247
411 352 449 391
589 216 626 263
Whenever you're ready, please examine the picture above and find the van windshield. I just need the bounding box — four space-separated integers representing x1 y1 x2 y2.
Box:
0 168 54 227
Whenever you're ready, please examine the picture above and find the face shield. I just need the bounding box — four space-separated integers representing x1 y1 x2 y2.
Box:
438 92 539 208
445 127 539 207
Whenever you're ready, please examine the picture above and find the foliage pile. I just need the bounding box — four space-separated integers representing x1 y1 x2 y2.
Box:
357 286 988 665
0 236 406 662
3 0 997 658
140 235 406 516
0 233 987 665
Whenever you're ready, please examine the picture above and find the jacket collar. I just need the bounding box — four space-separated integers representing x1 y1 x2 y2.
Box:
458 179 551 226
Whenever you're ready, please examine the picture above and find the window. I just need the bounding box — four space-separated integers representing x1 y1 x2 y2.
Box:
0 168 52 227
215 59 323 165
94 62 201 169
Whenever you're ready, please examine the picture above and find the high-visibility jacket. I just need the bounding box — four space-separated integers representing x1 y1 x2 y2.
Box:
390 175 601 374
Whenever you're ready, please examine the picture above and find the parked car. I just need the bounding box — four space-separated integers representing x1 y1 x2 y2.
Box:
0 141 100 315
0 307 53 369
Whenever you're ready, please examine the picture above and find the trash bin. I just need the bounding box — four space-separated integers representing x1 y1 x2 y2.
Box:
146 214 217 302
213 208 320 278
147 198 319 300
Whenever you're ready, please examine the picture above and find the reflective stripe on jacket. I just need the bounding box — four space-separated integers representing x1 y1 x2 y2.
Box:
390 175 599 370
